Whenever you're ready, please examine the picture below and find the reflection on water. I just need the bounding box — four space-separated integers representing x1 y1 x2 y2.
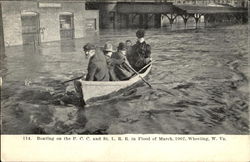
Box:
60 40 76 53
1 25 249 134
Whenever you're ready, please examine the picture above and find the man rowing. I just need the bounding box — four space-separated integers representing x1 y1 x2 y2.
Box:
112 42 134 80
102 42 121 81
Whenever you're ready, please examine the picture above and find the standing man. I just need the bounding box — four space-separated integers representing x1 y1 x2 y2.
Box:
130 29 151 71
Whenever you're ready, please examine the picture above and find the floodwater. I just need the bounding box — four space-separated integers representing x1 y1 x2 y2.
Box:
1 24 249 134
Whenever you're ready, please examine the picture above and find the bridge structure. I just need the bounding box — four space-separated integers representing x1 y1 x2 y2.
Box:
174 4 247 27
86 1 247 29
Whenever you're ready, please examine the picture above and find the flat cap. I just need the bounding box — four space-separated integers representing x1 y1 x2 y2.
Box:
83 43 95 51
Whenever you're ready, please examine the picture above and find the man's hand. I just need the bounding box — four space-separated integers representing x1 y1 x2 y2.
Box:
145 58 151 64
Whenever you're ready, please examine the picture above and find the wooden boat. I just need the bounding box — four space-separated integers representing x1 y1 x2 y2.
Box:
74 61 152 103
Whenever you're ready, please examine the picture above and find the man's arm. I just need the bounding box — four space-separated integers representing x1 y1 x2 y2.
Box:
85 63 97 81
145 44 151 58
111 57 125 65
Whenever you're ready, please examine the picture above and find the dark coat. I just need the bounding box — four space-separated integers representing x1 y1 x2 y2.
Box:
105 55 121 81
112 51 134 80
128 41 151 71
85 49 110 81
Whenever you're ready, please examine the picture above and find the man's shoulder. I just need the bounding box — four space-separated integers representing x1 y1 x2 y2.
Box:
112 52 124 59
132 41 148 47
88 59 97 67
89 56 101 65
95 48 103 54
111 52 118 58
90 60 107 70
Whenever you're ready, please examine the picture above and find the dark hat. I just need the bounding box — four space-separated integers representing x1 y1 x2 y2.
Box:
125 40 132 43
136 29 145 38
83 43 95 51
103 42 114 52
117 42 126 51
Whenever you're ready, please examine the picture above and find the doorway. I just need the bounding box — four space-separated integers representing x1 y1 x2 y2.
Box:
59 12 74 40
21 11 40 45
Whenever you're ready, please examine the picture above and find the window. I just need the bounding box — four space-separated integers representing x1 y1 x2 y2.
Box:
59 14 73 30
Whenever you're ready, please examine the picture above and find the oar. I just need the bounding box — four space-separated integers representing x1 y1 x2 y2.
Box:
129 60 154 78
136 60 154 74
61 75 84 84
124 62 152 88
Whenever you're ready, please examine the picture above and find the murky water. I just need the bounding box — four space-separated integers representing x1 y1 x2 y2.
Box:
1 24 249 134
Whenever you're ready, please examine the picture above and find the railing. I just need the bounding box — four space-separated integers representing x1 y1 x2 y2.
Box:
173 0 248 8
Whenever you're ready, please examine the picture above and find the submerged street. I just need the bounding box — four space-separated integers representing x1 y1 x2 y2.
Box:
1 24 248 134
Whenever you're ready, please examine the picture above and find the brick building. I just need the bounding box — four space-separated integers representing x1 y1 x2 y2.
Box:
0 0 99 46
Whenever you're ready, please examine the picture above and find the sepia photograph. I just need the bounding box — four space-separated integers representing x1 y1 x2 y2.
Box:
0 0 248 137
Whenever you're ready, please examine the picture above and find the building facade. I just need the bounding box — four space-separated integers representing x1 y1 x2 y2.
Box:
1 0 247 47
1 0 99 46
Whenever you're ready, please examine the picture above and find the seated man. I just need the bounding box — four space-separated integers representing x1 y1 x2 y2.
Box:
102 42 122 81
83 43 110 81
129 29 151 71
125 40 133 64
125 40 132 49
75 43 110 107
112 42 134 81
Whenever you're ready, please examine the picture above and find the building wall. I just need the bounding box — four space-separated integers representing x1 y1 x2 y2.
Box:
39 5 60 42
84 10 99 32
39 2 86 41
2 1 24 46
1 1 87 46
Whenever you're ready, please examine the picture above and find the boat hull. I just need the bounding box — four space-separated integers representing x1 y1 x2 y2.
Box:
76 63 152 103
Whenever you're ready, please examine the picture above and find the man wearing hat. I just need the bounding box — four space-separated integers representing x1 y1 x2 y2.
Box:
129 29 151 71
111 42 134 80
74 43 110 107
102 42 123 81
83 43 110 81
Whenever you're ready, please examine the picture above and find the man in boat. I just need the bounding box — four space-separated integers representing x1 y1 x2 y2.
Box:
102 42 124 81
125 40 132 49
125 40 133 61
112 42 134 80
128 29 151 71
74 43 110 107
83 43 110 81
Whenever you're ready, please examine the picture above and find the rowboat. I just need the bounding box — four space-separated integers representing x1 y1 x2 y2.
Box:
74 61 152 104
